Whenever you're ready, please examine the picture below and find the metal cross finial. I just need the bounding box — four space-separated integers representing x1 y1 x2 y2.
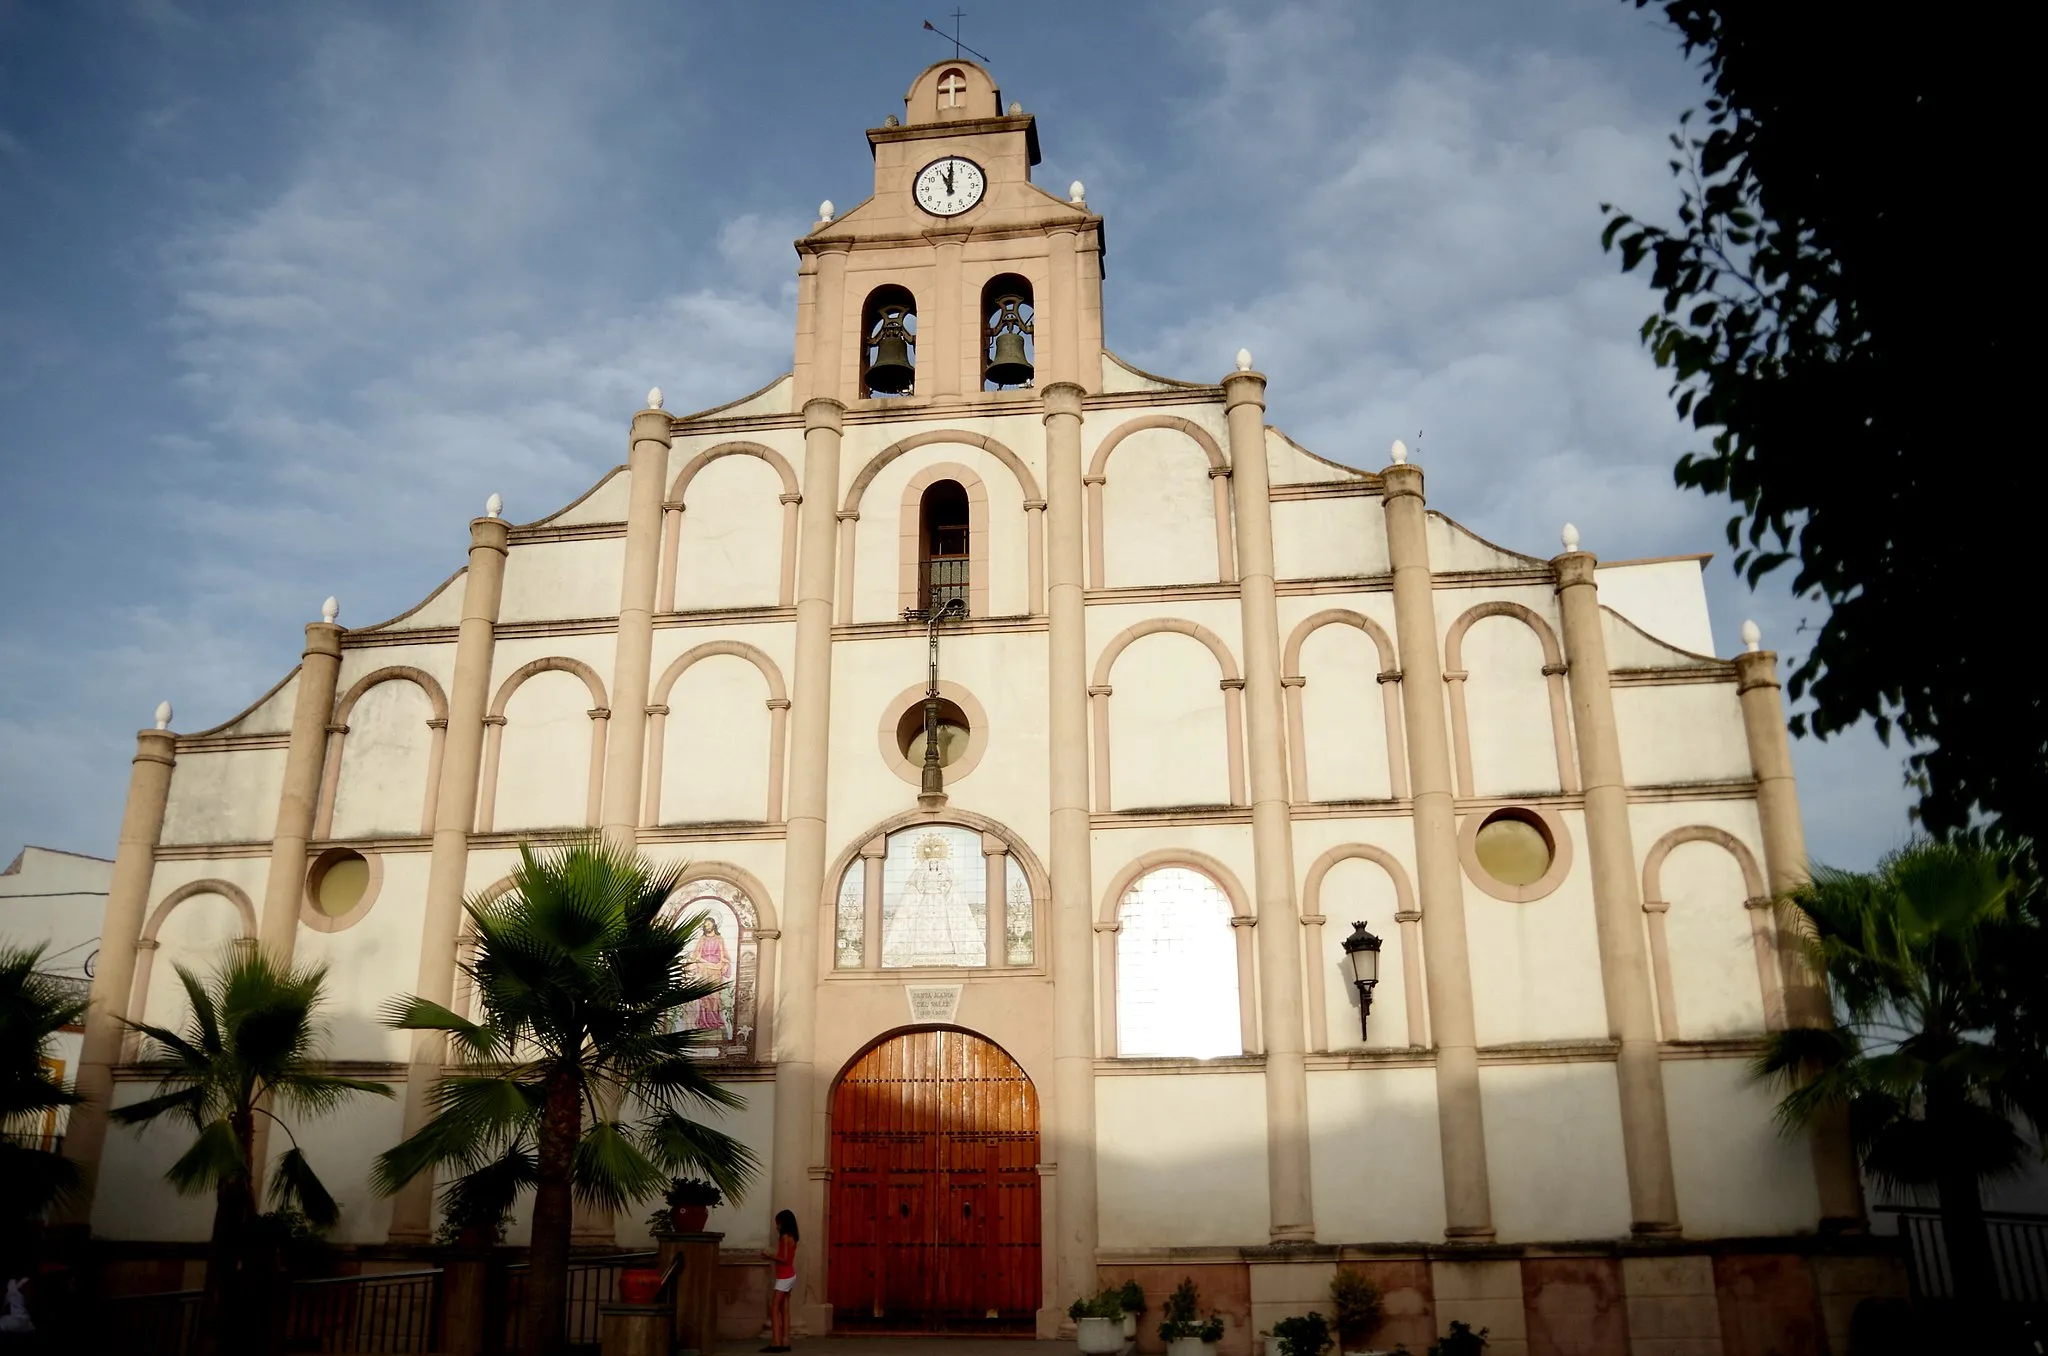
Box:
903 597 967 799
923 11 989 63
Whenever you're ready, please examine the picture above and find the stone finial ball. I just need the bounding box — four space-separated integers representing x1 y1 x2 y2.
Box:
321 596 339 624
1235 348 1253 372
1561 523 1581 552
1741 619 1762 652
1390 440 1408 464
486 492 503 519
154 700 173 731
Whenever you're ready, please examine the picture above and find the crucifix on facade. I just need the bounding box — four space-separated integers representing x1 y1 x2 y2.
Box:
905 596 966 804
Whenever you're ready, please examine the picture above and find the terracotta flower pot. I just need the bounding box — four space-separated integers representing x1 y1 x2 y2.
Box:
620 1267 663 1305
672 1203 711 1233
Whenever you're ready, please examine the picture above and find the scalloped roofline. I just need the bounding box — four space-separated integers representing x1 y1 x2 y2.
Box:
1268 426 1371 480
1425 510 1550 568
353 564 471 633
185 663 302 740
674 372 795 423
1101 350 1207 390
1599 603 1724 665
518 464 628 529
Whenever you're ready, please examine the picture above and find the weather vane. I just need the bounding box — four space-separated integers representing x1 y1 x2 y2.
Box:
923 9 989 62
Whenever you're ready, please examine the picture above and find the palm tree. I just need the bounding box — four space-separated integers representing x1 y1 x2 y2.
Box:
0 942 90 1226
1753 839 2048 1302
375 838 758 1356
112 946 393 1356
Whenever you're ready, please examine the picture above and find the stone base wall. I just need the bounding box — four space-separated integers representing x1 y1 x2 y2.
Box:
1098 1240 1908 1356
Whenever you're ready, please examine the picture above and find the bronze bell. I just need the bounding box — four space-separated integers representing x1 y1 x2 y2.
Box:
865 308 916 394
985 329 1033 387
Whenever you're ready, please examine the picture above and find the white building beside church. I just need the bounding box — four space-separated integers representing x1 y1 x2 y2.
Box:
64 60 1900 1355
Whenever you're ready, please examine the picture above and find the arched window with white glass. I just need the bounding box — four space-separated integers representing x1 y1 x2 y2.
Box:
1111 865 1243 1058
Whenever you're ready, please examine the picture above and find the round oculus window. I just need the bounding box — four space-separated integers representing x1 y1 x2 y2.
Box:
310 849 370 918
1473 811 1554 888
895 697 971 768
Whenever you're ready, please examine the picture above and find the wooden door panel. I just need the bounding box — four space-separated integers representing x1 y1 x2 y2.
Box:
828 1028 1040 1330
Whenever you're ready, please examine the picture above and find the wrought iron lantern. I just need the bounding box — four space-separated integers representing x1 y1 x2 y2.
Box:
1340 919 1383 1041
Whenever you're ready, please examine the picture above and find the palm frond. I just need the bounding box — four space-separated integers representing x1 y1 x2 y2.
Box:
572 1119 668 1213
379 996 506 1060
0 1139 83 1221
175 963 223 1057
643 1111 760 1202
107 1084 207 1128
272 1070 397 1118
374 1074 542 1195
164 1119 247 1196
268 1146 341 1228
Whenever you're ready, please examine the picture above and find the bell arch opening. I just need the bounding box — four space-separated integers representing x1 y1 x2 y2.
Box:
980 275 1034 390
861 284 918 397
918 479 971 614
827 1026 1041 1332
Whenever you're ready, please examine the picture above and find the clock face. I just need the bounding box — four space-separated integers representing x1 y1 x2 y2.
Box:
914 157 987 217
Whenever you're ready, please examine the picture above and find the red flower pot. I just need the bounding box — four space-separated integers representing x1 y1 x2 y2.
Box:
672 1204 711 1233
620 1267 663 1305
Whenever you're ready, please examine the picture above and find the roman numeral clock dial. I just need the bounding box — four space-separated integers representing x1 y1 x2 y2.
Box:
914 156 986 217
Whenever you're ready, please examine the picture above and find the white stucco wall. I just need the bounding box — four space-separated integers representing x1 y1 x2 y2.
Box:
492 666 605 832
1463 814 1609 1046
142 890 250 1032
1306 1066 1447 1241
1271 497 1389 580
1296 621 1392 801
660 652 774 823
497 537 627 625
1664 1057 1821 1236
292 851 430 1062
1096 1070 1270 1247
1614 682 1752 786
1478 1061 1633 1241
1458 614 1565 796
161 747 289 845
1104 630 1232 810
1656 837 1767 1038
1097 426 1220 588
675 453 786 611
1593 559 1715 655
331 677 438 838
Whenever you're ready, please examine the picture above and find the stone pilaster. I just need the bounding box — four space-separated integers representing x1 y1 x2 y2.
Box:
1736 637 1866 1230
1042 379 1099 1328
1553 547 1680 1236
59 718 177 1226
1222 363 1313 1242
258 615 345 955
1381 456 1494 1239
598 401 673 851
775 395 844 1335
388 510 509 1242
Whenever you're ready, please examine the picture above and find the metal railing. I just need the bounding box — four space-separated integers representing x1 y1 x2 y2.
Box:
504 1251 656 1349
1886 1206 2048 1303
283 1267 441 1352
99 1287 201 1355
925 556 969 614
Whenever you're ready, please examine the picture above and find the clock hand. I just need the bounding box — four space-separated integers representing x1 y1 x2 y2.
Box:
944 164 954 195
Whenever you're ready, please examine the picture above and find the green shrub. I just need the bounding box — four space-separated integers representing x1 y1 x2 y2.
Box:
1428 1321 1487 1356
1069 1288 1126 1322
1120 1280 1148 1313
1329 1268 1384 1349
1266 1311 1332 1356
1159 1277 1227 1344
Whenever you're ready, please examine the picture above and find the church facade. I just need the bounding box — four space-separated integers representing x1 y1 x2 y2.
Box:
65 61 1896 1353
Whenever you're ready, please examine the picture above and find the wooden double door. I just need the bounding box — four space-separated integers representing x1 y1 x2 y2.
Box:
828 1028 1041 1331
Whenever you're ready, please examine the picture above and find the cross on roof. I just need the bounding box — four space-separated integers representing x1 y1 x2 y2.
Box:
938 70 966 108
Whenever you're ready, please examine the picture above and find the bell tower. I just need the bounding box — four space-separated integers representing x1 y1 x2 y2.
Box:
792 60 1105 404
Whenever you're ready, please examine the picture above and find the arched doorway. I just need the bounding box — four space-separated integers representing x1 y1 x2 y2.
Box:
828 1027 1041 1332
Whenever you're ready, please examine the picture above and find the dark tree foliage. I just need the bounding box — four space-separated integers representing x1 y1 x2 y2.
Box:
1603 3 2036 841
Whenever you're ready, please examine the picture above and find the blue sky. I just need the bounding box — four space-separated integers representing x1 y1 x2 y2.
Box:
0 1 1917 869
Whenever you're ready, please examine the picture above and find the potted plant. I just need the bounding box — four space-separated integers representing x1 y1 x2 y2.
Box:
1158 1277 1227 1356
1330 1268 1385 1355
1428 1321 1487 1356
1266 1312 1331 1356
1119 1280 1147 1341
652 1176 723 1234
1070 1288 1128 1354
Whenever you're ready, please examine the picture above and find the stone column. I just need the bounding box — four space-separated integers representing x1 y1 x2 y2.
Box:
60 712 177 1224
388 509 510 1242
1042 380 1100 1326
774 394 845 1334
983 834 1010 966
1381 451 1494 1239
1553 542 1681 1236
258 608 345 956
1736 628 1867 1229
600 398 671 852
1222 362 1314 1242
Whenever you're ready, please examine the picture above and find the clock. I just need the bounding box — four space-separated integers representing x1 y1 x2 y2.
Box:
914 156 986 217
